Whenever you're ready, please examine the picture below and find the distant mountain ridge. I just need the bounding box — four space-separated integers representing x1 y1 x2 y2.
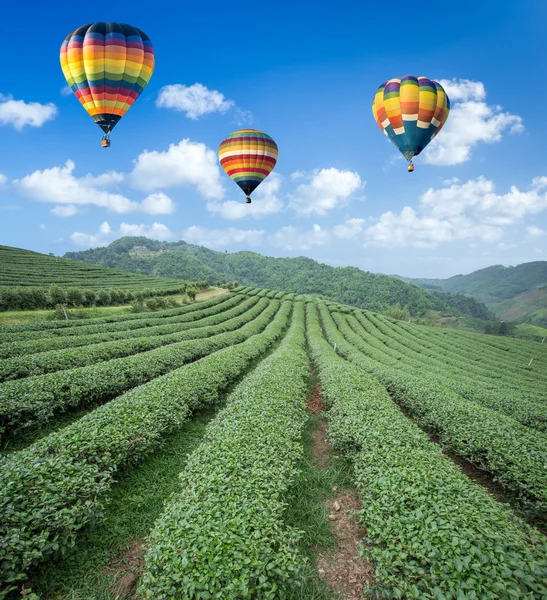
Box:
64 236 493 319
397 261 547 327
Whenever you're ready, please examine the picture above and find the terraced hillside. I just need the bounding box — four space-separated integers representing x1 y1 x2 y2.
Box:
0 245 186 291
1 286 546 599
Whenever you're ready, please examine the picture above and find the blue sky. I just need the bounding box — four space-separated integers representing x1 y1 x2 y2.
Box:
1 0 546 278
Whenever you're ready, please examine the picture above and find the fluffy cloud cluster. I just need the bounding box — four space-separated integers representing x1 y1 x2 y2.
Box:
363 176 547 248
14 137 228 217
71 221 173 247
157 83 235 119
0 94 58 130
288 168 363 215
424 79 523 165
130 139 224 198
15 161 176 215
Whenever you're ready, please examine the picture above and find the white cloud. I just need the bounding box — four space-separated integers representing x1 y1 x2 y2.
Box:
130 139 224 198
157 83 235 119
51 204 80 217
438 79 486 102
424 79 523 166
71 221 173 247
84 171 125 188
140 192 176 215
333 218 366 239
181 226 264 249
60 85 73 97
364 176 547 248
15 160 176 215
288 168 363 216
0 94 58 130
206 173 283 220
270 224 330 251
0 173 7 186
526 226 546 239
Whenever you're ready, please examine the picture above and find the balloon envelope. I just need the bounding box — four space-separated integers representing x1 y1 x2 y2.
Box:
60 22 154 135
218 129 278 198
372 75 450 162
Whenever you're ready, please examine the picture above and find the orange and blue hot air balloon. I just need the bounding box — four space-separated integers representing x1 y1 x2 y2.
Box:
60 22 155 147
218 129 278 204
372 75 450 171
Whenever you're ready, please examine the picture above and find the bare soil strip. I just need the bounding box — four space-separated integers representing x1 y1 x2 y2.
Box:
305 377 375 599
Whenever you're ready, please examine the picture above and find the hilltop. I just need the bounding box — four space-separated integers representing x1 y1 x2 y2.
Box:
64 236 493 318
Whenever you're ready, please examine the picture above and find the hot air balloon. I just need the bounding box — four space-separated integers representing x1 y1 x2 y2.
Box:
372 75 450 172
218 129 278 204
60 22 155 148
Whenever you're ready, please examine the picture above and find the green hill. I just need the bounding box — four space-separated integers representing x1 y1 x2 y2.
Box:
399 261 547 326
0 245 205 311
63 236 493 318
0 245 192 291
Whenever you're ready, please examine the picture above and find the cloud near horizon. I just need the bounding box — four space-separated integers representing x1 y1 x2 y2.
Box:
71 221 174 247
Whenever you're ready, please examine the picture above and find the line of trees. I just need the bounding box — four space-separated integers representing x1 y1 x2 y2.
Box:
0 282 210 312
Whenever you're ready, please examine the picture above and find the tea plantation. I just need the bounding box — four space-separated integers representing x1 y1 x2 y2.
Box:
0 286 546 599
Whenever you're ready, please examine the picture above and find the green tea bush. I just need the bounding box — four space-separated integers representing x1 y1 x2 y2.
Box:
140 302 309 599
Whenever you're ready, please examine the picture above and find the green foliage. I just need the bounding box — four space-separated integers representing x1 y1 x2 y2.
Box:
0 297 260 382
307 301 547 599
317 302 547 518
61 237 493 318
0 295 239 358
0 301 292 595
384 302 410 321
140 302 309 599
0 298 276 436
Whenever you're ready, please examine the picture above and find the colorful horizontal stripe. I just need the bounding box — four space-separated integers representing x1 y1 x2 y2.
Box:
218 129 278 197
372 75 450 161
60 22 154 134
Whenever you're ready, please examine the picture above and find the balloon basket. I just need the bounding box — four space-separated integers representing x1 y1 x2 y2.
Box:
245 197 252 204
102 136 111 148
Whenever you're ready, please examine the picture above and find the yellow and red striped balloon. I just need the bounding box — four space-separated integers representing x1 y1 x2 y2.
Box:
218 129 278 202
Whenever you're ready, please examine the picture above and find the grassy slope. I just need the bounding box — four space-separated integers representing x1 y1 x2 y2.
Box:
0 245 185 290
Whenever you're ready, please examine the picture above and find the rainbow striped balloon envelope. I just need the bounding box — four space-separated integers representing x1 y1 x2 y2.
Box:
372 75 450 170
218 130 278 203
60 22 154 145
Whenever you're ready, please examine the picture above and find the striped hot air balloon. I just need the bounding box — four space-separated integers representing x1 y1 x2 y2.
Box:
218 129 278 204
372 75 450 171
60 22 155 147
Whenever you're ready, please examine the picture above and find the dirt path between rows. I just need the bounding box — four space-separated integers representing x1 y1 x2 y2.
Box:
306 378 375 600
